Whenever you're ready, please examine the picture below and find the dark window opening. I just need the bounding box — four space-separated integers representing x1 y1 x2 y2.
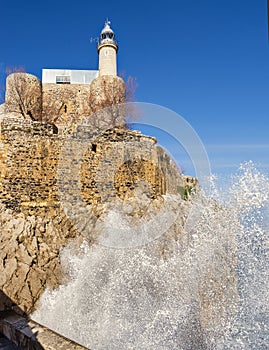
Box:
64 105 67 113
92 144 97 153
56 76 71 84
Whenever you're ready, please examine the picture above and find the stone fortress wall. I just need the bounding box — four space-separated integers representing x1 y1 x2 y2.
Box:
42 75 125 135
4 71 126 134
0 115 186 217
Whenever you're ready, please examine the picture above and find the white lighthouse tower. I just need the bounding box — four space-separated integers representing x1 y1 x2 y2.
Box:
97 20 118 77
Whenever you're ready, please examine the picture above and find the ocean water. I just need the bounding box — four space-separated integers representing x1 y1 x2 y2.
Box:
32 162 269 350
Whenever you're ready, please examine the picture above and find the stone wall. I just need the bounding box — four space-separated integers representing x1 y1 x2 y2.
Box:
4 72 126 136
41 76 126 135
0 117 184 215
42 83 92 134
80 128 166 205
0 118 59 214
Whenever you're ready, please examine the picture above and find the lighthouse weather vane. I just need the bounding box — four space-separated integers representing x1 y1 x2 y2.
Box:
89 18 112 43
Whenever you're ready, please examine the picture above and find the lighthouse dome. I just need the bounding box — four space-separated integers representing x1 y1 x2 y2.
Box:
100 20 115 43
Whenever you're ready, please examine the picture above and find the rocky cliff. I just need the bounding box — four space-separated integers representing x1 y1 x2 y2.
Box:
0 114 187 313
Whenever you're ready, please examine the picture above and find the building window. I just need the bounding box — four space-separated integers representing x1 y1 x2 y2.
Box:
56 76 71 84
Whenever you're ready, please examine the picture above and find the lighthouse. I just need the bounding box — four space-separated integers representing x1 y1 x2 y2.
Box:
97 20 118 77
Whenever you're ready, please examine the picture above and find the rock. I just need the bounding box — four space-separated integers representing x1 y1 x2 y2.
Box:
19 284 33 307
15 262 29 286
16 244 33 266
27 237 38 257
3 257 17 281
1 238 18 257
12 218 25 237
38 242 51 266
27 268 44 298
0 270 7 287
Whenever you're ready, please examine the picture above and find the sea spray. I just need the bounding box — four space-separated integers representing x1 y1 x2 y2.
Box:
223 162 269 349
32 162 268 349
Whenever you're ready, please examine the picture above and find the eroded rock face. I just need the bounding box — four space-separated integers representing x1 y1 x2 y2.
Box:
0 205 82 313
0 194 190 315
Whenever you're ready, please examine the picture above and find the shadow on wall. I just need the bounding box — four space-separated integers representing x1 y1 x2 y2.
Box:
0 290 45 350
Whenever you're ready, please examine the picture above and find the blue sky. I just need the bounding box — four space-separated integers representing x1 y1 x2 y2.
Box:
1 0 268 178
